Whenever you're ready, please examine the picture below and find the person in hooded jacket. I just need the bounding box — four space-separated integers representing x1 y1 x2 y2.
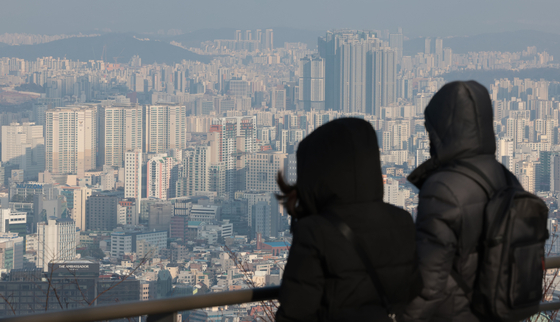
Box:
402 81 512 322
275 118 422 322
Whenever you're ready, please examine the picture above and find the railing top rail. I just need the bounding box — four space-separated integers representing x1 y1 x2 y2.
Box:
0 287 279 322
2 256 560 322
545 256 560 270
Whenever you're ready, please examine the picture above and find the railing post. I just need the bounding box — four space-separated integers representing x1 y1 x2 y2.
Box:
146 312 178 322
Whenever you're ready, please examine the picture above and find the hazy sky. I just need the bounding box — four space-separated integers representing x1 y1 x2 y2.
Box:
2 0 560 37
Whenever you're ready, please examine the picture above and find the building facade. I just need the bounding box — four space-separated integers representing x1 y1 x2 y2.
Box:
45 105 97 177
1 122 45 179
85 194 118 231
144 104 187 153
298 55 325 111
37 218 77 271
98 104 142 167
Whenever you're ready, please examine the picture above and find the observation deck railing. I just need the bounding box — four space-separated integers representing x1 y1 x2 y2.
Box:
2 257 560 322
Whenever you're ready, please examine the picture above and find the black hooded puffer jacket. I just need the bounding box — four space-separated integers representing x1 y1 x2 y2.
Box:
275 118 421 322
402 81 509 322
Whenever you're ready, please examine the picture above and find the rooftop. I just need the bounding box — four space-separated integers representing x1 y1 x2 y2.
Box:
264 242 290 248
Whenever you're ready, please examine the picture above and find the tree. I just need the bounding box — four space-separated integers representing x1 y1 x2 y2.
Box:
223 246 277 322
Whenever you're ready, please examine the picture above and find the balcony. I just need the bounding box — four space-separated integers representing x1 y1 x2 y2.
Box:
2 257 560 322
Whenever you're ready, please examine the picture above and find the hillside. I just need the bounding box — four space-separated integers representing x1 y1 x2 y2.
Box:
404 30 560 59
442 68 560 88
0 33 212 64
172 27 322 49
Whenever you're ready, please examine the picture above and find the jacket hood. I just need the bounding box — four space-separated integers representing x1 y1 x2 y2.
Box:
409 81 496 187
296 118 383 216
425 80 495 163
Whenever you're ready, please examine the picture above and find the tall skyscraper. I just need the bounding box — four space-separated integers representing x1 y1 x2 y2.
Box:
424 38 431 54
443 47 453 69
1 122 44 179
244 30 252 41
435 38 443 58
435 38 443 67
319 30 380 113
32 103 48 132
246 152 287 192
176 145 211 198
45 105 97 177
37 218 77 272
256 29 262 45
252 201 270 233
243 192 280 238
146 154 175 200
552 155 560 192
99 104 142 167
125 150 143 215
144 104 187 154
367 48 397 116
210 116 257 198
60 186 91 231
389 30 404 63
243 192 270 229
235 30 242 41
298 54 325 111
264 29 274 51
271 88 286 110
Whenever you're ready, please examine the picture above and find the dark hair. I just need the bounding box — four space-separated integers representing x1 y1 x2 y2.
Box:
276 171 303 219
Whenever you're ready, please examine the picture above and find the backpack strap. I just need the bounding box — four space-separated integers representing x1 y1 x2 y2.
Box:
441 160 498 300
449 267 473 298
323 211 395 319
453 160 496 197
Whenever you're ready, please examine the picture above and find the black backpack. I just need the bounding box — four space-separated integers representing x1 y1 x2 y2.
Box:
448 161 549 322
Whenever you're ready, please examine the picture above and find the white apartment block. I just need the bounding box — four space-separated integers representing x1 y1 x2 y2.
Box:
99 104 142 167
37 218 77 272
1 122 45 179
179 145 211 197
45 105 97 177
125 150 143 211
146 154 175 200
145 104 187 153
211 116 257 196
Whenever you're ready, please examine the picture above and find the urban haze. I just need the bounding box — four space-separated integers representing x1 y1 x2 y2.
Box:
0 0 560 320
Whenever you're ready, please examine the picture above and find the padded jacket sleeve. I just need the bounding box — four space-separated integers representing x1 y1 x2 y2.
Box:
276 218 326 322
401 178 463 322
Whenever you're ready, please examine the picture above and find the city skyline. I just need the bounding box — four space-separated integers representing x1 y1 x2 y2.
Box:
1 8 560 317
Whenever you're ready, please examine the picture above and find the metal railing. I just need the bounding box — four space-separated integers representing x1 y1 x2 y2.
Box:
0 286 279 322
2 256 560 322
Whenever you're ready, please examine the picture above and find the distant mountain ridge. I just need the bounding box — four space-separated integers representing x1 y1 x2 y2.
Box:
442 68 560 88
0 33 212 64
404 30 560 59
172 27 322 49
2 30 560 67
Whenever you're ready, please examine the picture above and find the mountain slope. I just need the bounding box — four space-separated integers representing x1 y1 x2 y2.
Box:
0 33 212 64
172 27 322 49
404 30 560 59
